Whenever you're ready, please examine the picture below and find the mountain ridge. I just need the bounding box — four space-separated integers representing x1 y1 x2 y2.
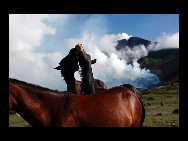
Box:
115 37 179 83
137 48 179 83
116 37 156 50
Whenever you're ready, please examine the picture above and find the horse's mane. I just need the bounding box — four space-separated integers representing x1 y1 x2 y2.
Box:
9 78 65 94
120 84 142 99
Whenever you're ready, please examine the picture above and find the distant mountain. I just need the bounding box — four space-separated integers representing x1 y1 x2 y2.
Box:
115 37 179 84
137 48 179 83
116 37 156 50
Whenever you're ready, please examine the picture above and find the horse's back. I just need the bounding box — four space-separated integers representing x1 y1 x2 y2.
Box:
71 87 142 127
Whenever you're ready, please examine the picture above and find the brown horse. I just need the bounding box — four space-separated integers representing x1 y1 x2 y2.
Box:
9 78 144 127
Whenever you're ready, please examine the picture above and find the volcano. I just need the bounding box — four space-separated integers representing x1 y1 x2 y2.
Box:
116 37 156 50
115 37 179 83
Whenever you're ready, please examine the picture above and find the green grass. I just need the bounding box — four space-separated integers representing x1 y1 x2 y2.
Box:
141 83 179 127
138 48 179 70
143 105 179 127
9 115 31 127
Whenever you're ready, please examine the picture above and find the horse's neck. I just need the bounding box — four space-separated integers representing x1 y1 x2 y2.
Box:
74 79 83 95
65 75 78 94
10 83 66 127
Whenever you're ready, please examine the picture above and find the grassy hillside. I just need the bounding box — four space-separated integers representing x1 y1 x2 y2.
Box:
138 48 179 82
9 115 31 127
141 83 179 127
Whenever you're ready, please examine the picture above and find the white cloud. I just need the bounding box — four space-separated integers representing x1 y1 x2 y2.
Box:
67 32 159 89
9 14 67 90
147 32 179 51
122 45 148 62
120 33 133 40
156 32 179 48
9 14 56 51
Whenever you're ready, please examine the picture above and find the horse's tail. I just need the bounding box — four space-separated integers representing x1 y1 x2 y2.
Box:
121 84 145 127
137 96 145 127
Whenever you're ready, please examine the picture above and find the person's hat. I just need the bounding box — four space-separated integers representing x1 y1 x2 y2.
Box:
75 43 82 47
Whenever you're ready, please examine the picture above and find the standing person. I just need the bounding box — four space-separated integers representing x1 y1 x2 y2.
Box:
75 43 96 95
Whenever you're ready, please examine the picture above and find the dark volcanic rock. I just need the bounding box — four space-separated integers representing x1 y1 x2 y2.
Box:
127 37 152 48
116 39 128 50
172 109 179 114
116 37 155 50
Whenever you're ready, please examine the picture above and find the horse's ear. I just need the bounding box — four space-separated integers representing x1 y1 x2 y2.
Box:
54 66 61 70
91 59 97 64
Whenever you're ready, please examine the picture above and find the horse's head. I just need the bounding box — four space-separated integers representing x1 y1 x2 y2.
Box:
58 48 79 82
9 82 16 111
9 93 12 111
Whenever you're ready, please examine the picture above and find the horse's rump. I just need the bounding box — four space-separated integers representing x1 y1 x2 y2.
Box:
120 84 145 127
72 86 142 127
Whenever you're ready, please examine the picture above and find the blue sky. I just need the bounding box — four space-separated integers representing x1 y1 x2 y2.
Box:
9 14 179 90
39 14 179 54
43 14 179 35
42 14 179 41
106 14 179 41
